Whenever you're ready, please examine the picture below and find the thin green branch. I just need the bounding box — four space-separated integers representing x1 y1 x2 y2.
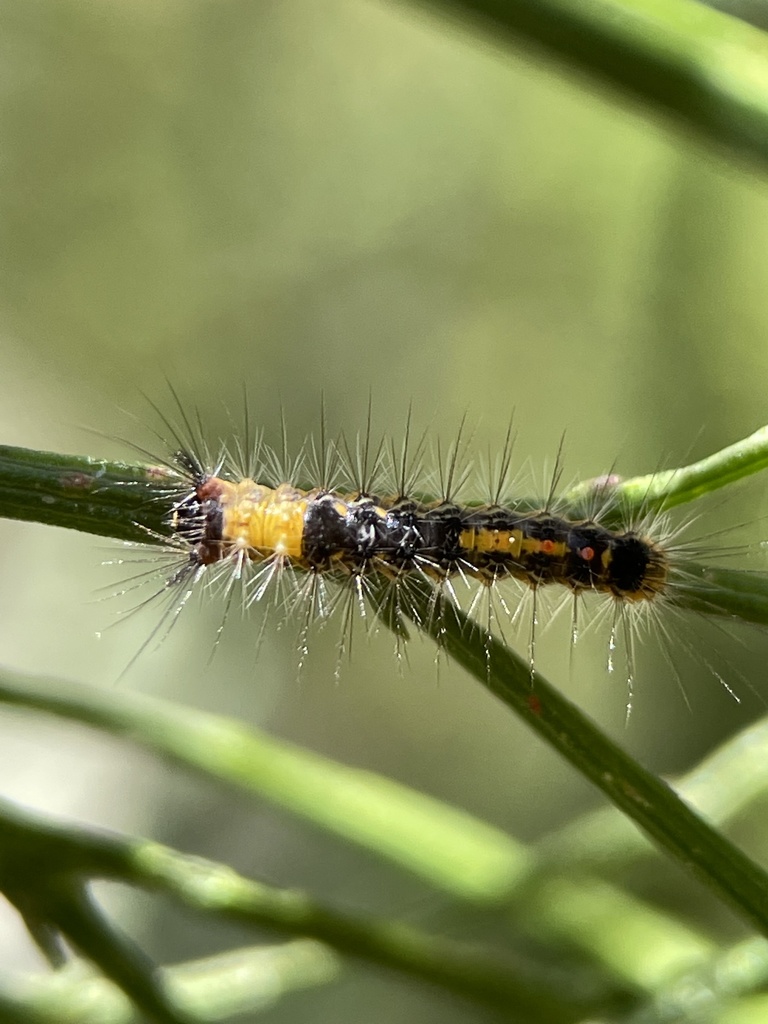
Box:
40 886 192 1024
0 668 725 995
0 942 339 1024
518 874 716 992
133 843 586 1021
1 854 191 1024
0 798 596 1022
412 0 768 172
635 934 768 1024
393 583 768 939
542 713 768 871
0 993 44 1024
670 564 768 624
163 941 340 1021
565 424 768 515
0 667 528 904
0 445 176 542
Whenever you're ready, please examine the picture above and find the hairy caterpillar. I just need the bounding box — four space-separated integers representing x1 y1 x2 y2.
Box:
110 396 768 714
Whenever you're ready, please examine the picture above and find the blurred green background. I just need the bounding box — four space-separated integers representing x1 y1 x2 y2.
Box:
3 1 768 1020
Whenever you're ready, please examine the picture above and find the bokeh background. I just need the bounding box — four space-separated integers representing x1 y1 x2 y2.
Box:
3 1 768 1020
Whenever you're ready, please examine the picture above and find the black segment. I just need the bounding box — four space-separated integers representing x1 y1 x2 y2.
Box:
302 496 667 595
605 533 655 596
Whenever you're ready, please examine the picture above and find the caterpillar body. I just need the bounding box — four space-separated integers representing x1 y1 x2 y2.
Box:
110 398 768 714
171 461 668 605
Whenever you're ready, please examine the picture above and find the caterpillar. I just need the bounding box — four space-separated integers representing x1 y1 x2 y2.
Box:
112 396 766 714
167 446 668 610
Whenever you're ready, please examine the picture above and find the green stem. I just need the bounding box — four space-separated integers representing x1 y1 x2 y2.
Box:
163 941 340 1021
0 667 529 904
41 886 193 1024
135 844 584 1021
566 424 768 514
1 868 190 1024
543 713 768 870
0 798 594 1023
0 668 717 993
672 565 768 624
0 942 338 1024
415 0 768 171
397 582 768 938
0 993 45 1024
0 445 177 542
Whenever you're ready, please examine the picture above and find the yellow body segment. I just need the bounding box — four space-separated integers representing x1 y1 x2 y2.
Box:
219 480 309 561
461 527 524 557
460 527 569 561
521 537 568 558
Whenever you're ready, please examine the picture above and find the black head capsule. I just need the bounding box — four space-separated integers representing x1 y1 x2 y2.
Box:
607 532 669 601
